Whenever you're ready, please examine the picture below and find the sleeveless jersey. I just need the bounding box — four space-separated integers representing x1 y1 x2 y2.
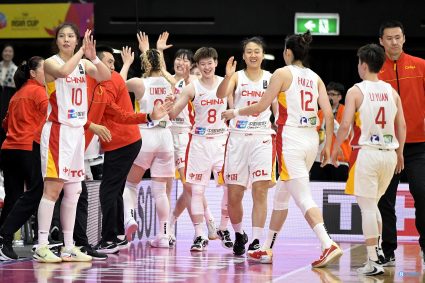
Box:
170 78 194 131
191 76 227 136
230 70 274 134
46 55 88 127
276 65 319 128
351 80 399 150
138 76 172 129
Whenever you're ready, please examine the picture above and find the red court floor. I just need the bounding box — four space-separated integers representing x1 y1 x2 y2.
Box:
0 240 423 282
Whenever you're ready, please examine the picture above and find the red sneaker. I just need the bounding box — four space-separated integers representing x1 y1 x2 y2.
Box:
248 249 273 264
311 242 343 268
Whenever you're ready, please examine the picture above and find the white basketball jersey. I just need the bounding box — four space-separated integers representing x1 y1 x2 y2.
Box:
276 65 319 128
138 76 172 129
352 80 399 150
230 70 274 134
191 76 227 136
46 55 88 127
170 78 194 131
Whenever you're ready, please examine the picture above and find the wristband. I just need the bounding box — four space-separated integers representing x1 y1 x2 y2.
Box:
91 56 101 65
233 108 240 117
147 113 152 123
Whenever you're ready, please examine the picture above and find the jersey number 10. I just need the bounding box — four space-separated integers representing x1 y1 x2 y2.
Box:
71 88 83 106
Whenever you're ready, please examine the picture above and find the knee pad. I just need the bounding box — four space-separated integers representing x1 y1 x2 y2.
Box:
191 185 205 215
63 182 82 204
151 181 167 201
357 196 380 239
286 177 317 215
273 181 290 210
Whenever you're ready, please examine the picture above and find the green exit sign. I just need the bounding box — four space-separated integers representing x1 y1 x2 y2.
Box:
295 13 340 36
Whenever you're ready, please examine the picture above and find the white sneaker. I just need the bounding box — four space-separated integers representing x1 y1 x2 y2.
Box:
61 246 92 262
148 236 169 248
168 233 176 248
125 217 138 241
206 219 218 240
190 236 208 252
357 258 384 276
33 245 62 263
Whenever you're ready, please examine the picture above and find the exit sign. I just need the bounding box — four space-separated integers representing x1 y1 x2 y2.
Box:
295 13 340 36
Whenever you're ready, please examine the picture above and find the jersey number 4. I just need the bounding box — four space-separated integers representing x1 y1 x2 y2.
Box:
375 107 386 129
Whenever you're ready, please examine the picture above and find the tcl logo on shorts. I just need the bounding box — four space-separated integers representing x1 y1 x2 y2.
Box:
175 157 185 166
63 167 84 177
252 170 268 178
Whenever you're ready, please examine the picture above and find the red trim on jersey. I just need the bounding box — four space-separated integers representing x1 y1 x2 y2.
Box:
49 123 61 177
271 134 277 176
276 124 284 176
48 91 59 124
348 148 360 171
221 133 231 184
276 103 288 126
350 122 362 147
184 133 194 179
188 101 195 126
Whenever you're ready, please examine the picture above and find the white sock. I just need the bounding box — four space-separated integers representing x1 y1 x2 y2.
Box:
169 214 178 230
219 213 229 231
252 227 263 242
367 245 379 261
152 181 169 237
37 197 56 246
232 222 243 234
123 182 138 222
312 223 333 250
61 182 81 248
194 223 205 238
262 230 279 250
204 206 213 222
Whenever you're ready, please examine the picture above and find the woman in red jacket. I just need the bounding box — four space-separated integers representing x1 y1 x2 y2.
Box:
0 56 48 231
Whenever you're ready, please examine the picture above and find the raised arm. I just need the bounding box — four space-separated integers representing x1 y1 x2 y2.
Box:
83 30 111 82
216 56 238 99
156 31 173 67
168 83 195 119
119 46 134 81
393 89 406 174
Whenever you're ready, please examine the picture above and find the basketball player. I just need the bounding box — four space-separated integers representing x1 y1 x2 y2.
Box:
34 23 111 263
217 36 275 255
222 31 343 267
169 47 228 251
331 43 406 276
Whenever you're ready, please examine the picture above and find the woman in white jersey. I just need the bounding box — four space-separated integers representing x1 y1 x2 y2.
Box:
169 47 229 252
222 31 343 267
122 31 175 248
155 33 219 244
331 44 406 276
217 37 275 256
35 23 111 263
